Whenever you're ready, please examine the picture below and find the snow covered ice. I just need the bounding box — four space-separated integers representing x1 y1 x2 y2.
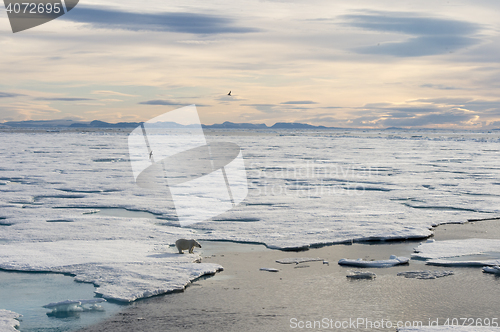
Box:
0 239 222 302
0 130 499 313
275 257 324 264
413 239 500 266
43 299 106 313
338 255 409 267
0 309 21 332
482 266 500 275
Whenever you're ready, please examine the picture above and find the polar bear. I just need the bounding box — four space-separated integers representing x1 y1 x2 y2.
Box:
175 239 202 254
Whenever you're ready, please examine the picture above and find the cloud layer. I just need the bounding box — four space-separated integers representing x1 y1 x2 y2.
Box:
342 10 482 56
1 1 499 128
62 6 259 34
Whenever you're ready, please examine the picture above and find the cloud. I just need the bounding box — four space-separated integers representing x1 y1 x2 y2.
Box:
280 101 318 105
217 95 246 102
62 6 259 34
0 102 61 122
358 36 478 57
413 98 500 116
488 121 500 128
92 90 137 97
346 97 500 128
241 103 279 114
35 97 95 101
420 84 459 90
342 11 480 36
381 110 475 127
138 99 186 106
411 97 472 105
241 103 277 107
241 102 317 115
0 92 25 98
341 11 482 57
318 106 344 110
75 103 106 106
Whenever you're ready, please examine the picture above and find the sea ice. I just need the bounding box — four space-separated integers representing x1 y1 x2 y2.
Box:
0 240 223 302
397 270 454 279
482 266 500 275
413 239 500 267
43 299 106 312
43 300 82 312
275 257 324 264
346 270 376 279
0 309 21 332
338 255 409 267
1 130 500 308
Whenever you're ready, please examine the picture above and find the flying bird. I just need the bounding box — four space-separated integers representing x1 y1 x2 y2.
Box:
228 91 231 96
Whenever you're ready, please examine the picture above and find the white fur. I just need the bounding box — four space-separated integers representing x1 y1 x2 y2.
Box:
175 239 202 254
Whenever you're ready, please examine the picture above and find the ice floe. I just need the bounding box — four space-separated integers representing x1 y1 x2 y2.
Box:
0 309 21 332
43 299 106 312
338 255 409 267
0 240 223 302
275 257 324 264
413 239 500 267
482 266 500 275
397 270 454 279
346 270 376 279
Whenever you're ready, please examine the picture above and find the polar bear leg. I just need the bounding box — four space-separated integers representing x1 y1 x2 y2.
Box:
175 239 187 254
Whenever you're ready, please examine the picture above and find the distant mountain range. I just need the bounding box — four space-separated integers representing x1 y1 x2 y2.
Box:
0 119 346 130
2 119 498 130
204 121 340 129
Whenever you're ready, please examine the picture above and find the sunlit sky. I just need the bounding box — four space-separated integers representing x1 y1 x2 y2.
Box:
1 0 500 128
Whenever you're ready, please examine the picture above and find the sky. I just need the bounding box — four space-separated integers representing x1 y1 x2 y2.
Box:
1 0 500 128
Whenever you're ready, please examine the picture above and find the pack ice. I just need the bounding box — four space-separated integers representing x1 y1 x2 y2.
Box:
43 299 106 313
413 239 500 267
0 309 21 332
338 255 409 267
0 131 499 301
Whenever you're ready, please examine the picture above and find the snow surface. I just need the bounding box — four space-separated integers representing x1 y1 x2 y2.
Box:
413 239 500 267
0 130 499 305
397 270 454 279
338 255 409 267
0 240 222 302
0 309 21 332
